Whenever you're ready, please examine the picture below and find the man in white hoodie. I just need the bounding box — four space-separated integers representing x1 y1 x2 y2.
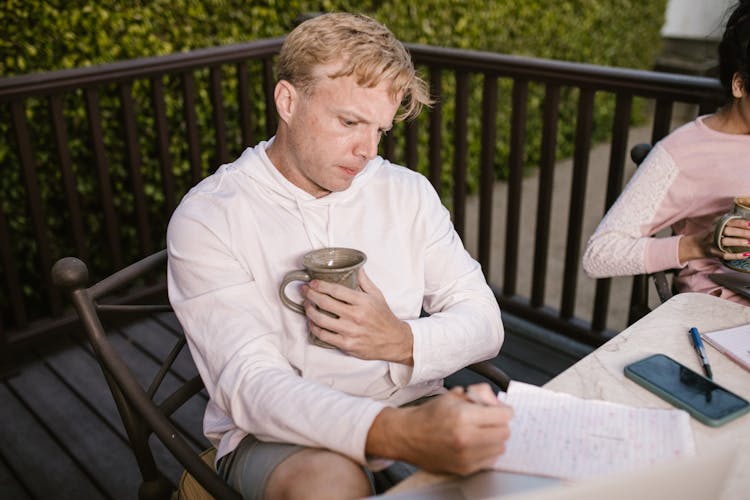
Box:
167 12 512 500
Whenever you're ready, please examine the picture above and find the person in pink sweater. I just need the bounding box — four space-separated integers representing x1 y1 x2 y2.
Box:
583 0 750 305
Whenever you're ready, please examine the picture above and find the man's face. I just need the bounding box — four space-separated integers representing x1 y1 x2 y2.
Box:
274 64 402 198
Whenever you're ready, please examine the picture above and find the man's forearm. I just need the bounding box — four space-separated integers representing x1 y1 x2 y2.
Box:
365 406 405 461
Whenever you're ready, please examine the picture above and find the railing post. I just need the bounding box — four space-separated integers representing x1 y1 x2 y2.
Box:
452 71 470 240
428 67 443 195
531 84 560 308
503 79 528 298
560 88 595 319
478 74 498 275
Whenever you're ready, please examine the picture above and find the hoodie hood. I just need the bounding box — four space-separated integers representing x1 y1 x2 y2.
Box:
236 138 386 248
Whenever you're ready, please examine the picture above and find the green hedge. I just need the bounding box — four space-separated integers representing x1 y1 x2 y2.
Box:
1 1 665 75
374 0 667 194
0 1 667 323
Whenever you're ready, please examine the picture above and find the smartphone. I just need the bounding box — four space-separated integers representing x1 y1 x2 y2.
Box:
624 353 750 427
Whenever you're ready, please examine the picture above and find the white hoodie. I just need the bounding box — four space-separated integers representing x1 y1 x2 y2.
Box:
167 139 504 465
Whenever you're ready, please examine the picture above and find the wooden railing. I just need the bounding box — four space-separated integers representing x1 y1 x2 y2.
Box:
0 38 723 367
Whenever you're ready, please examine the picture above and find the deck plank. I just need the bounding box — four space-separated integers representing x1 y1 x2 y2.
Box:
42 341 125 434
0 453 32 500
5 356 142 499
41 328 208 490
493 354 557 386
0 383 107 499
500 333 579 377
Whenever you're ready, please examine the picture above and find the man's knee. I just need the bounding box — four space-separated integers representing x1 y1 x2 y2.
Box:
266 448 372 499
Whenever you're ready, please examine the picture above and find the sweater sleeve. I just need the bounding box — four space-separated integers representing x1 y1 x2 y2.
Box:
582 144 685 278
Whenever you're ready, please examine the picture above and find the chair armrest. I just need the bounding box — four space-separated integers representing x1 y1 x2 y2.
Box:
465 361 510 391
652 271 674 303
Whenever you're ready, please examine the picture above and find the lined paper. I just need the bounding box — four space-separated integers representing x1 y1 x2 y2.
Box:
494 382 695 480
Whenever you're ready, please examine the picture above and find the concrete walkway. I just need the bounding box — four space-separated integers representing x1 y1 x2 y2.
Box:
463 123 667 334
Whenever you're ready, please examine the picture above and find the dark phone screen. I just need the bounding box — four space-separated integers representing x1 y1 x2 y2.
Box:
626 354 749 420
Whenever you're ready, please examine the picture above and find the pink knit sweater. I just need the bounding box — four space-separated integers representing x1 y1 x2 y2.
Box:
583 115 750 305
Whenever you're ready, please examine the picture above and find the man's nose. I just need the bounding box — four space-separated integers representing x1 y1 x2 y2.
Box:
354 129 380 160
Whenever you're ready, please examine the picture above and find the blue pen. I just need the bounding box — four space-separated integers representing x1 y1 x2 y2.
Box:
689 327 713 379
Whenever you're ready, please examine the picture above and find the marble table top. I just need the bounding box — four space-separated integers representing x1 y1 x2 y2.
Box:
387 293 750 499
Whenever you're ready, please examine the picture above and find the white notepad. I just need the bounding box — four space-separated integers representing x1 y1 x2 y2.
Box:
493 382 695 480
702 323 750 373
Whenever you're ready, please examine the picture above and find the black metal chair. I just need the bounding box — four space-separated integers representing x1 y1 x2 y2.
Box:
627 143 676 324
51 250 509 500
51 250 240 500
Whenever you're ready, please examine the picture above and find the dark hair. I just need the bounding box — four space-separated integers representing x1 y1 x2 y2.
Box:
718 0 750 99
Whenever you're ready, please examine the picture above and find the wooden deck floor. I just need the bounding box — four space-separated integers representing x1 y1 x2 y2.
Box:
0 312 592 500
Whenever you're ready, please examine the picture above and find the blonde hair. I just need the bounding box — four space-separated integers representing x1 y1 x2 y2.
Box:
276 12 431 121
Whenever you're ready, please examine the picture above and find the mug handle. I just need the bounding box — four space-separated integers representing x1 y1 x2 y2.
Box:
713 213 741 253
279 269 310 314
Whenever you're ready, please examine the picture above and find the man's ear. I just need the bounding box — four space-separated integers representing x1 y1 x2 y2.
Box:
274 80 298 123
731 72 746 99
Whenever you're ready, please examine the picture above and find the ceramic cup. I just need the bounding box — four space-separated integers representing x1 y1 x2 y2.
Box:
279 247 367 348
713 197 750 254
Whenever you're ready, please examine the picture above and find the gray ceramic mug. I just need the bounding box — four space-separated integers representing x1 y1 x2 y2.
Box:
713 197 750 254
279 248 367 348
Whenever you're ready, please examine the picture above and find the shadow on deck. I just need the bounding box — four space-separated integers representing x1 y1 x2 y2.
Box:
0 312 591 499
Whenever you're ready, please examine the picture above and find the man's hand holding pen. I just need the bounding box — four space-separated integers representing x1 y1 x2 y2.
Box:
366 383 514 476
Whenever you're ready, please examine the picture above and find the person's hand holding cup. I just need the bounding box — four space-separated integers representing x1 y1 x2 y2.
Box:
713 196 750 269
279 248 366 348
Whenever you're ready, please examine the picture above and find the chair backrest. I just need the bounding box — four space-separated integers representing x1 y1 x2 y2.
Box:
627 143 675 324
51 250 241 500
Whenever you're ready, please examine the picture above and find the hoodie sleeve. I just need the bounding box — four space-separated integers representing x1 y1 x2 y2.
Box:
389 178 504 387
